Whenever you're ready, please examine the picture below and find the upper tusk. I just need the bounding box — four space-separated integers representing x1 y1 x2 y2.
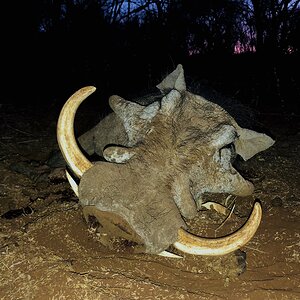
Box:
57 86 95 178
173 201 262 256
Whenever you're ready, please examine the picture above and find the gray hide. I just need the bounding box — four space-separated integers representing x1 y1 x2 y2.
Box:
77 65 274 254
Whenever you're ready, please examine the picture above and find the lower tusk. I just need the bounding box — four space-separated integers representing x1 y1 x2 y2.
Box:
173 201 262 256
158 251 182 259
66 170 79 197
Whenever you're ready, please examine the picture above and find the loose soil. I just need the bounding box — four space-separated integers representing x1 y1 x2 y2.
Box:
0 103 299 300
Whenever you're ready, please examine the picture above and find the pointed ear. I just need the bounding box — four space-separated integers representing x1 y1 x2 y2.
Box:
109 95 144 119
109 95 159 122
156 64 186 94
234 127 275 161
103 146 136 163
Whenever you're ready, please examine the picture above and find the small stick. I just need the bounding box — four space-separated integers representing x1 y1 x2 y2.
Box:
215 202 236 233
6 124 33 136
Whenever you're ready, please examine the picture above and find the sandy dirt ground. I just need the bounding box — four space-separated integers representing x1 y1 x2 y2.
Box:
0 103 299 300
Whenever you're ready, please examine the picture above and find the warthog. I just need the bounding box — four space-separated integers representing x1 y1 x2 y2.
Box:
57 65 274 256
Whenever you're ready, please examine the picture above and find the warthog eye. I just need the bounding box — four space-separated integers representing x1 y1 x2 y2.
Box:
220 142 236 162
215 142 237 172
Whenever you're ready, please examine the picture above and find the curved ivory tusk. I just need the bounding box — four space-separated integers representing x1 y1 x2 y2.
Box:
57 86 95 178
173 201 262 256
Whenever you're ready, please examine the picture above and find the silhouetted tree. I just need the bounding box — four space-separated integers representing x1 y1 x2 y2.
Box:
1 0 299 111
249 0 300 54
179 1 246 55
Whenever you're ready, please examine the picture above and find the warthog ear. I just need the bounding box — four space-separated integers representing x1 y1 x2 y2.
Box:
109 96 160 121
103 146 136 163
156 64 186 94
109 95 144 118
234 127 275 161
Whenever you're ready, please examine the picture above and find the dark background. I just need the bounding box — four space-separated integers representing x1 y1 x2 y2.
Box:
1 0 299 116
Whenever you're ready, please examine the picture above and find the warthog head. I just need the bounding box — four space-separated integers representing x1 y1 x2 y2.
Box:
57 65 274 256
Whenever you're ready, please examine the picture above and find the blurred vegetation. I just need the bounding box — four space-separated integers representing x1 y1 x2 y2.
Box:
1 0 299 114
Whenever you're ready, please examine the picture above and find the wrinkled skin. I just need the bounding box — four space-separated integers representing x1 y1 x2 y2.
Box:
101 89 267 216
80 65 274 212
57 65 274 255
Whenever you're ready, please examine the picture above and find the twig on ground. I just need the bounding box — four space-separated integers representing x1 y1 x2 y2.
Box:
6 124 34 136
